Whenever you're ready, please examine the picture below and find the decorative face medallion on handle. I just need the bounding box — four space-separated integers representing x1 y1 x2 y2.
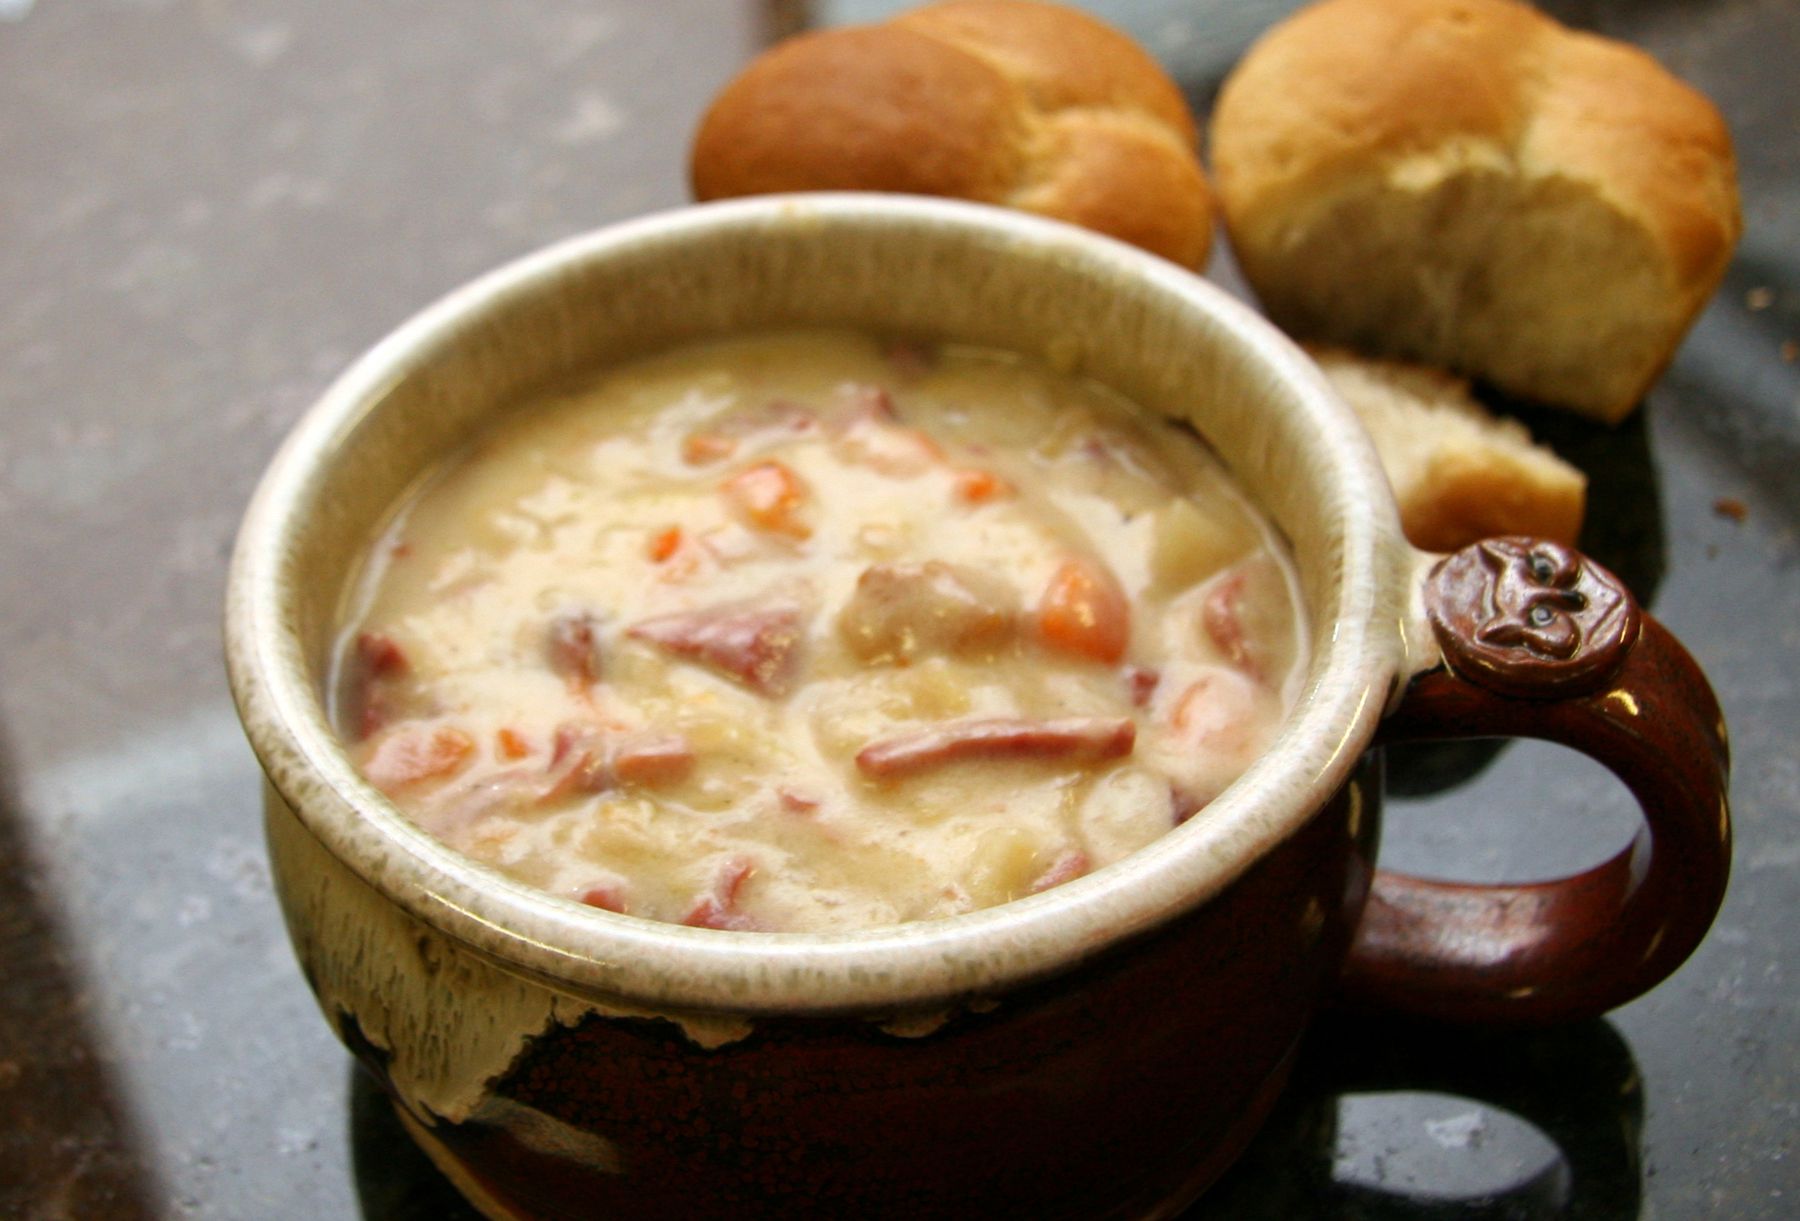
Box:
1424 538 1640 698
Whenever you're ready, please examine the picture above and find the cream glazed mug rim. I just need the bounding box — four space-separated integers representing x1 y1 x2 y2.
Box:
225 193 1424 1015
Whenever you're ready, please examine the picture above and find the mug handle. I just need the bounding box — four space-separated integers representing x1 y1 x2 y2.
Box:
1338 537 1731 1024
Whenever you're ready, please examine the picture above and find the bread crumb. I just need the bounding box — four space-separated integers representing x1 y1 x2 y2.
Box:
1779 340 1797 363
1746 287 1775 311
1713 496 1749 523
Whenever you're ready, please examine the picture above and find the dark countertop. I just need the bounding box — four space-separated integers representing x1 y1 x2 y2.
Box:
1 2 1793 1217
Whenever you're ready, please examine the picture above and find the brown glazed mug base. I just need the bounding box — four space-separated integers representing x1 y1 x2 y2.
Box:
271 763 1380 1221
391 1043 1301 1221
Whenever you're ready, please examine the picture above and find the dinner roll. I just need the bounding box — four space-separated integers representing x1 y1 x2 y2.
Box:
1311 346 1585 553
1210 0 1741 423
691 1 1214 269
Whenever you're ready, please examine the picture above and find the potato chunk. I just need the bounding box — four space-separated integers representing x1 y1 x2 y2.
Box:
1149 496 1253 590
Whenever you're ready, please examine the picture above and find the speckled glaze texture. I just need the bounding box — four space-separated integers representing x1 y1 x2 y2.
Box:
224 196 1730 1218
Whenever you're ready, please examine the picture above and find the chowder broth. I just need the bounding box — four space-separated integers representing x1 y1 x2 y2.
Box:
333 330 1306 931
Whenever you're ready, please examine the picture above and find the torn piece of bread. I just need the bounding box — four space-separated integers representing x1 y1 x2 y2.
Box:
1310 346 1586 553
1210 0 1741 423
691 1 1214 269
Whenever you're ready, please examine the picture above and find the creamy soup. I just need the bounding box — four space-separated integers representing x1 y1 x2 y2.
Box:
333 330 1306 931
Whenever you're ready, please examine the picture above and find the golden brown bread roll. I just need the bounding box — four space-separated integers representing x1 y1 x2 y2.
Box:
1308 346 1586 553
1210 0 1741 423
691 1 1214 269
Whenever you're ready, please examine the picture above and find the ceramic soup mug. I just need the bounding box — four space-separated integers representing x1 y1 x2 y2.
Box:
225 195 1730 1220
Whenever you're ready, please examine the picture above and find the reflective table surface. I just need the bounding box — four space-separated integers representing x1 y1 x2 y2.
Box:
1 2 1794 1216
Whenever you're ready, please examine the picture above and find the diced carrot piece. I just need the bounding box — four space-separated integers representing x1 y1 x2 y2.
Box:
952 468 1011 504
647 525 684 563
496 727 532 761
363 725 475 793
1036 557 1131 664
722 460 812 539
654 531 718 583
682 431 737 465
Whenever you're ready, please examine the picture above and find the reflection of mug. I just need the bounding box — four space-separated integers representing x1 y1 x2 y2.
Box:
1190 1015 1644 1218
226 196 1730 1218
